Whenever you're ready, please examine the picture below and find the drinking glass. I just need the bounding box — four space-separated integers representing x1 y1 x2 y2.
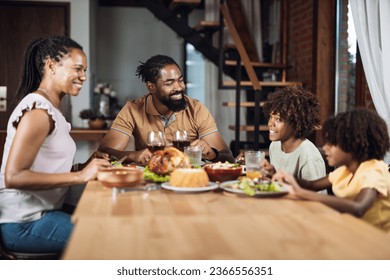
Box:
244 150 265 179
173 130 190 152
147 131 166 152
184 146 202 166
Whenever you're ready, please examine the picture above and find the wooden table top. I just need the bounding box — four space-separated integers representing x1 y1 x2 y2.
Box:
71 181 338 221
62 181 390 260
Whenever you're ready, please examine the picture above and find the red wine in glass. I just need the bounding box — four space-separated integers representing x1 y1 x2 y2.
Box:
147 131 166 153
173 130 189 151
172 140 190 152
147 144 165 152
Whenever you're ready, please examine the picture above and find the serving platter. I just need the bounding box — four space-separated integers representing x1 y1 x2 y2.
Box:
219 180 289 198
161 182 218 193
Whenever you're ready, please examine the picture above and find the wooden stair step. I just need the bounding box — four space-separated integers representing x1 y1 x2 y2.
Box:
169 0 201 10
222 101 265 107
224 43 237 50
220 3 261 90
225 60 287 69
223 80 301 87
194 20 221 33
228 125 269 132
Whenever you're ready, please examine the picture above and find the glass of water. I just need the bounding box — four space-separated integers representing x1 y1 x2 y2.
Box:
184 146 202 167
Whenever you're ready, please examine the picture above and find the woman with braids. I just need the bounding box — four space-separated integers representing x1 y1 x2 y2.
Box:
0 36 111 253
236 86 326 180
273 108 390 232
98 54 234 165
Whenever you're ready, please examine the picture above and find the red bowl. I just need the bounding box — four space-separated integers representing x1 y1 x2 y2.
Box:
97 167 143 188
203 164 243 182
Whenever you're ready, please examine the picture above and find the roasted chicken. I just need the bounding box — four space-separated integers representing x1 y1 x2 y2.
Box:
148 147 191 175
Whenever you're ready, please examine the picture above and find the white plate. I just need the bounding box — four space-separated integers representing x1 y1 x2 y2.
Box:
219 180 288 198
161 182 218 193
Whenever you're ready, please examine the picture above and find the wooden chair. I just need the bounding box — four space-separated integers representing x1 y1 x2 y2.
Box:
0 232 61 260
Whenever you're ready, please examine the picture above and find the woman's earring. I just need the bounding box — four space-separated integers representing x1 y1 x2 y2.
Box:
52 71 55 75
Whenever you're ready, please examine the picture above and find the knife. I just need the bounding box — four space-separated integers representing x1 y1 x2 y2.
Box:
112 156 127 167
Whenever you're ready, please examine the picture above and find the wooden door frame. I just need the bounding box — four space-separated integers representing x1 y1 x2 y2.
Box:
0 1 70 166
312 0 336 146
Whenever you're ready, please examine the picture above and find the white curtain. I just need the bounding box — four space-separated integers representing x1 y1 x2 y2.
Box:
350 0 390 163
240 0 263 61
269 0 281 62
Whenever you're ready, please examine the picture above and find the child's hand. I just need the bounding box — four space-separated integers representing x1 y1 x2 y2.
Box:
260 159 276 178
272 170 301 195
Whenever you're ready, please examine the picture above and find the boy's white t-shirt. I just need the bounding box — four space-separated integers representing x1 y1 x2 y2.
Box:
269 139 326 180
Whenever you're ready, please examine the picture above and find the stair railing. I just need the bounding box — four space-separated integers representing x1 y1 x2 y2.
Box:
219 2 262 152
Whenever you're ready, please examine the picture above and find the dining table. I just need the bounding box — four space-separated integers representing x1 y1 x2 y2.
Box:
62 180 390 260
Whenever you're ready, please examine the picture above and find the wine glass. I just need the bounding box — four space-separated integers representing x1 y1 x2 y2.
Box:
147 131 166 152
173 130 190 152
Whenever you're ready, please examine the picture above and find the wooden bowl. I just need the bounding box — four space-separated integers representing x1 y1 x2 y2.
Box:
97 167 143 188
203 164 243 182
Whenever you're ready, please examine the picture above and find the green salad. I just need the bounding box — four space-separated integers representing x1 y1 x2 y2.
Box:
110 160 123 167
143 166 170 183
231 177 282 196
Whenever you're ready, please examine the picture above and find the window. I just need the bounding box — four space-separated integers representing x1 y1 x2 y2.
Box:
185 43 205 104
335 0 357 113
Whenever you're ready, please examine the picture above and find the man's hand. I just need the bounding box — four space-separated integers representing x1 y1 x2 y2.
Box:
131 149 152 166
190 139 216 161
235 152 245 164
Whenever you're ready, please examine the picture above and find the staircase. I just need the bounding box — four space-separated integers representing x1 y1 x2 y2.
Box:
134 0 301 156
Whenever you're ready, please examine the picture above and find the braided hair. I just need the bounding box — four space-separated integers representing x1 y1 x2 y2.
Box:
322 108 390 161
262 85 321 139
135 55 180 84
14 36 83 105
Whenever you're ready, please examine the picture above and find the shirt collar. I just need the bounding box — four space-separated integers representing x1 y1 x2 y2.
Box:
145 94 161 116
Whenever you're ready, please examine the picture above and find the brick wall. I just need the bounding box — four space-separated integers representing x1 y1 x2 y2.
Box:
339 0 350 112
287 0 314 89
286 0 356 113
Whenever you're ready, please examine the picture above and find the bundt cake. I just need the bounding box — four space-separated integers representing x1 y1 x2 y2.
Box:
169 168 209 187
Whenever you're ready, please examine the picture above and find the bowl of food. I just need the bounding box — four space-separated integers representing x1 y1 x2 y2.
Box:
203 162 243 182
97 167 143 188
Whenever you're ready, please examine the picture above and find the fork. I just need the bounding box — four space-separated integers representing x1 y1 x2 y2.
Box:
112 156 127 167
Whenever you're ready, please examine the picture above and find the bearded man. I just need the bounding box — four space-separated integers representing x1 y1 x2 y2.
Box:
98 55 234 165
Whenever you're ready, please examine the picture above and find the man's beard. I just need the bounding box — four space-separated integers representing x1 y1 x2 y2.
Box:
160 92 187 112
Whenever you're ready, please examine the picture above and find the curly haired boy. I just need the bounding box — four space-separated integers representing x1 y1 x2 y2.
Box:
260 85 326 180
